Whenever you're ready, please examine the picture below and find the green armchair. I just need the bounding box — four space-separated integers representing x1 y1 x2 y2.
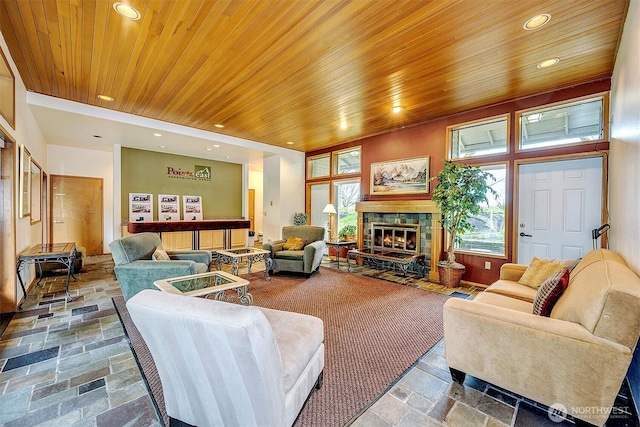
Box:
263 226 325 276
109 232 212 301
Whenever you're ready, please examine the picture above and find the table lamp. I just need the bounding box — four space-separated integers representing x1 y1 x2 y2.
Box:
322 203 337 239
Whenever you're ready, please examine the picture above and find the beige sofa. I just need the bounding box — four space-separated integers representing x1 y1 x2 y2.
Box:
443 249 640 426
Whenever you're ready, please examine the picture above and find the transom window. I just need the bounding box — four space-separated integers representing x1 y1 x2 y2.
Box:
307 154 330 179
333 147 361 175
447 115 509 159
517 95 607 151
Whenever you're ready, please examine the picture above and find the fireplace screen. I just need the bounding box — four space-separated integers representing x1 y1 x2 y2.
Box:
371 223 419 254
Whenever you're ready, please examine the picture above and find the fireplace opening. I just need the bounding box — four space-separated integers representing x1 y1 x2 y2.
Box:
371 222 420 254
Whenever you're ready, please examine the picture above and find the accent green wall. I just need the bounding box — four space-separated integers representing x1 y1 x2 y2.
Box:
121 148 242 220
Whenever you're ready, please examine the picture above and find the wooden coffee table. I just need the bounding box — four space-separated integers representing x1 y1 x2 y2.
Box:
153 270 253 305
347 248 425 283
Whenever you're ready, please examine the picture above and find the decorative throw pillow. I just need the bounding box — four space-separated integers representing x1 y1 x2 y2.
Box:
518 257 567 289
532 268 570 316
152 246 170 261
283 236 306 250
541 257 580 272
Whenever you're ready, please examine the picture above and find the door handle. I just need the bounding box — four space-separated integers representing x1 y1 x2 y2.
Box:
519 232 532 237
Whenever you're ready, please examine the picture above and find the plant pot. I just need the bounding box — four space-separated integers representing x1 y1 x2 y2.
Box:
438 264 465 288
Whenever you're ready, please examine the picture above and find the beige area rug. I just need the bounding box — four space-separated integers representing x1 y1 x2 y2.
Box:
113 266 450 426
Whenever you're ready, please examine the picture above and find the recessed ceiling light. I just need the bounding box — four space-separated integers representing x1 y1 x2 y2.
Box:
214 124 225 128
153 133 162 137
213 144 220 148
537 58 560 68
286 141 295 145
97 94 114 102
206 148 213 151
524 14 551 30
391 106 404 113
113 3 140 20
225 156 231 159
158 145 166 149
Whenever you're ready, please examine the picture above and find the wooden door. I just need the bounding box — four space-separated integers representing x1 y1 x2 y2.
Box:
517 157 603 263
51 175 103 255
248 189 255 231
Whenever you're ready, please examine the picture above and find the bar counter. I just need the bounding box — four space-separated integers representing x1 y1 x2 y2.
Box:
128 219 250 249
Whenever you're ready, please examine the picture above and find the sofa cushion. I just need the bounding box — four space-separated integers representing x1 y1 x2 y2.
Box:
532 268 570 316
259 306 324 393
473 292 533 313
541 257 580 272
518 257 567 289
283 236 306 250
152 246 170 261
274 250 305 260
485 280 538 303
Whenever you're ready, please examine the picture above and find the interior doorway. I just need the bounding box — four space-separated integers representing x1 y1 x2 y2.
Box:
0 135 17 313
516 156 605 264
248 189 255 231
51 175 104 255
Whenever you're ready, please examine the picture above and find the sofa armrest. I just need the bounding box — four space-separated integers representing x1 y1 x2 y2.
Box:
303 240 325 273
263 240 285 256
499 263 528 281
443 298 632 425
114 260 197 301
167 250 212 265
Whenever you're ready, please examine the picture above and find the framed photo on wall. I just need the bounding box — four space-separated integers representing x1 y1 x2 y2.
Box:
371 156 430 195
19 144 31 218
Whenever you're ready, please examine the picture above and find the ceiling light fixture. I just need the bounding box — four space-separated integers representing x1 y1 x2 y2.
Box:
113 3 141 20
523 14 551 30
153 133 162 137
206 148 213 151
286 141 295 145
158 145 166 149
537 58 560 68
391 106 404 113
97 95 114 102
214 124 225 128
213 144 220 148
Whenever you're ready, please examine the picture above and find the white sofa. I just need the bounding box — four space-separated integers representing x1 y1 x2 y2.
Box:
444 249 640 426
126 289 325 427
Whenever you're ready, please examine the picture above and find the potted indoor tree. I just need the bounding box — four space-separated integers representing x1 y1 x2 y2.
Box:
431 160 496 287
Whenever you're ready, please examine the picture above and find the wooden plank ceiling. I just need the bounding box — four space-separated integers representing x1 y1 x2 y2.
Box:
0 0 629 153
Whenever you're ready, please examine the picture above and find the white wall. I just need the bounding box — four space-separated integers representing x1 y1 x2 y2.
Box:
47 144 114 253
610 0 640 272
0 31 48 304
262 151 306 242
249 169 264 237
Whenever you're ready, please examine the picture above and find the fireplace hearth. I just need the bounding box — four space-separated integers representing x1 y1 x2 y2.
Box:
355 201 442 281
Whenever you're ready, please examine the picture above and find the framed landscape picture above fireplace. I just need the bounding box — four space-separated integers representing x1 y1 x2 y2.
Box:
371 156 429 195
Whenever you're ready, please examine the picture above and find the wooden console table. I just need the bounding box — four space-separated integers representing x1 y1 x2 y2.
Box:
17 242 77 308
128 219 250 250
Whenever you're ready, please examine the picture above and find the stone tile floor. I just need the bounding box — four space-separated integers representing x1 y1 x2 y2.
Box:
0 253 637 426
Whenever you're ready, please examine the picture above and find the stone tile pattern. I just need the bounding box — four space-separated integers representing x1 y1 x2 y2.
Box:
0 256 160 427
0 254 636 427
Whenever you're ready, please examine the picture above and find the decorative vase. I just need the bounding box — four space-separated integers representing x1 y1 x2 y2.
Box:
437 264 465 288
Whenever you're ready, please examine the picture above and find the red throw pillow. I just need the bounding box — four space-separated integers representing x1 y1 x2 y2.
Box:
532 268 570 317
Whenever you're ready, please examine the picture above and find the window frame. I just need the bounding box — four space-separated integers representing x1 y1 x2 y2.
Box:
515 92 609 153
452 161 509 259
306 153 331 179
332 146 361 176
446 113 510 160
331 177 361 238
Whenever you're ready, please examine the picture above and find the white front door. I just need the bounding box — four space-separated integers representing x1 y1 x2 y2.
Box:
517 157 604 264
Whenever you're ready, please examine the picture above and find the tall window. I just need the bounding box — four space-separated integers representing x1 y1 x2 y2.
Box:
456 163 507 257
333 179 360 237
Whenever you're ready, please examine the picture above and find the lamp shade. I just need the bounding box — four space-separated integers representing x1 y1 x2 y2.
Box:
322 203 337 214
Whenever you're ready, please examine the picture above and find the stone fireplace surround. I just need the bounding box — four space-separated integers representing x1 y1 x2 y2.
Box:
355 201 442 281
